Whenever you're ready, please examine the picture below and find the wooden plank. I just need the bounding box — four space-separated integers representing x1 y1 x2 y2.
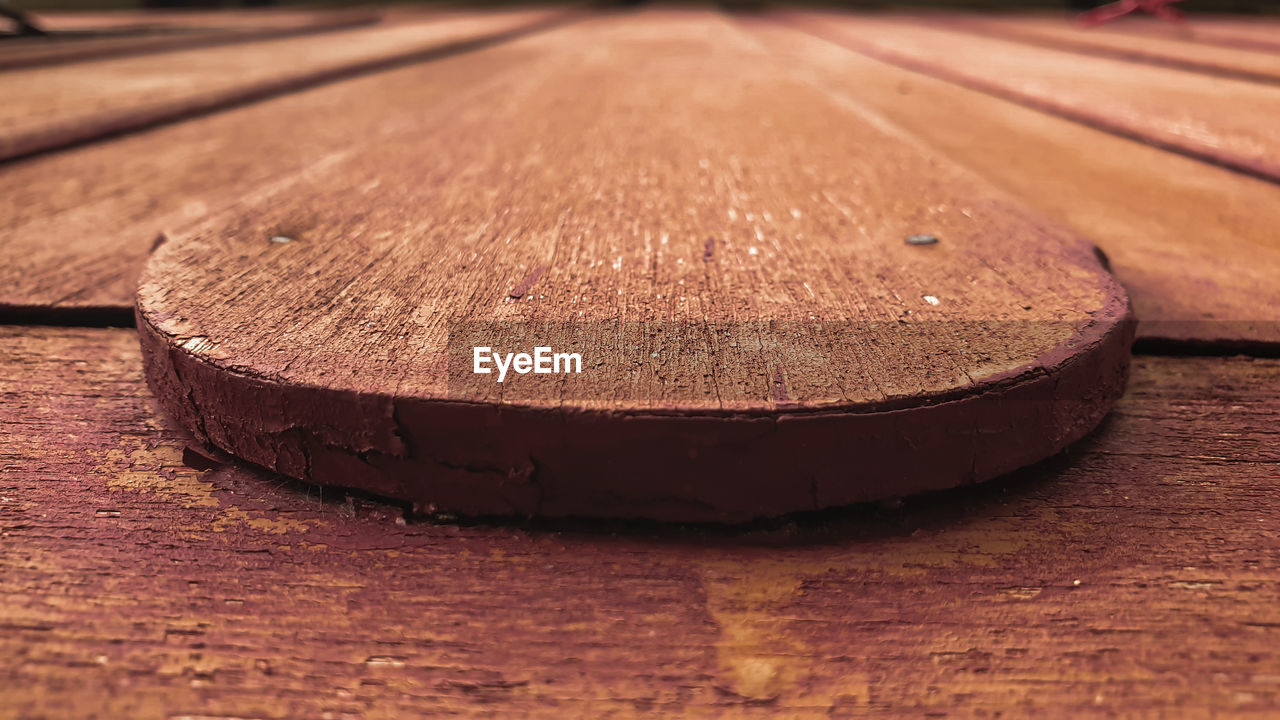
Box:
27 8 386 32
137 11 1131 522
741 19 1280 348
0 11 579 318
0 10 381 72
3 326 1279 716
2 13 1270 345
785 13 1280 184
0 7 576 163
927 14 1280 84
1096 14 1280 54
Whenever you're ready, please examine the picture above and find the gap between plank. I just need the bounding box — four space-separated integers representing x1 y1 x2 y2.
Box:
1133 336 1280 358
0 304 134 328
7 309 1277 359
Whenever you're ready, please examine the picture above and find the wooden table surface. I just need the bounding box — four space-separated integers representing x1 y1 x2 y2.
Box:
2 6 1279 717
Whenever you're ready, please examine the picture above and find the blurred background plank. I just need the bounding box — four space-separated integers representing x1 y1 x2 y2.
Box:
0 8 380 71
1091 14 1280 53
787 12 1280 183
923 13 1280 83
0 6 577 162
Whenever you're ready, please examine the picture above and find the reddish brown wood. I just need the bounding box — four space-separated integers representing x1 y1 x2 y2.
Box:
3 9 1270 351
928 14 1280 84
741 18 1280 348
1097 14 1280 54
0 11 578 317
786 12 1280 184
27 8 382 32
0 8 577 163
2 326 1278 716
0 10 381 72
137 12 1132 522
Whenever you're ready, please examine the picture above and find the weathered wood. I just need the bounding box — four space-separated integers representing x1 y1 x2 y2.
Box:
0 11 580 317
3 326 1279 716
0 10 381 72
928 14 1280 84
28 8 385 32
1097 14 1280 54
0 8 576 163
742 18 1280 348
787 13 1280 184
138 12 1131 522
4 11 1270 349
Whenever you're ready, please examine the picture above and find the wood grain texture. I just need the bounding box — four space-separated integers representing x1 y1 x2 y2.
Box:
138 11 1132 522
927 14 1280 84
0 8 575 163
1093 14 1280 54
0 11 577 317
0 10 381 72
786 13 1280 184
741 19 1280 348
3 327 1279 717
3 10 1267 345
26 8 387 32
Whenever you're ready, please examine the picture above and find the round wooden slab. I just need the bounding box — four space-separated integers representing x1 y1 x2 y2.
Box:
137 14 1133 522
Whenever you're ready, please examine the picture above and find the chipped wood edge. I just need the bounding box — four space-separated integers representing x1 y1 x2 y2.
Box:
135 290 1135 523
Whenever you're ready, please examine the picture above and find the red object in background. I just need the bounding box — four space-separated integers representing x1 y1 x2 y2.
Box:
1079 0 1188 26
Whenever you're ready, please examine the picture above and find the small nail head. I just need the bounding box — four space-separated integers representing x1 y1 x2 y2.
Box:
905 234 939 246
270 235 293 244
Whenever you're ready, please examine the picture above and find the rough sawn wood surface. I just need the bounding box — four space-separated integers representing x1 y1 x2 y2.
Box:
137 12 1132 522
3 327 1280 717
